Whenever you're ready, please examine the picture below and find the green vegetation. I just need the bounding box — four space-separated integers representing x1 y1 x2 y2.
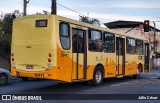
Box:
0 13 13 65
0 21 2 36
0 23 1 28
0 10 22 67
79 16 100 26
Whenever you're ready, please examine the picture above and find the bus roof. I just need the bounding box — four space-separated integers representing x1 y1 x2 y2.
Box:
15 14 148 42
57 15 148 42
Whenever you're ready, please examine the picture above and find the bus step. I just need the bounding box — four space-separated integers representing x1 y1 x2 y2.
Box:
72 79 86 82
116 75 124 78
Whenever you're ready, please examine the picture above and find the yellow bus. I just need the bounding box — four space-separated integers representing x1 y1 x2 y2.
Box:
11 14 150 86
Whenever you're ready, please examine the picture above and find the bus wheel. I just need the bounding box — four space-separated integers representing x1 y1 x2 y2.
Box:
133 65 141 79
89 66 104 86
21 77 28 81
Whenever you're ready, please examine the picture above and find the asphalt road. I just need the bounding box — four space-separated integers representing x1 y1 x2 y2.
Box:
1 71 160 103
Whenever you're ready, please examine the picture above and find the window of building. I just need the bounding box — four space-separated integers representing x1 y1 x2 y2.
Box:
60 22 70 50
103 33 115 53
136 39 143 55
126 37 136 54
88 30 102 52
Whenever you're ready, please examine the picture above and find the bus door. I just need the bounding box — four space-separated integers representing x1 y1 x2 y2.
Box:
116 37 125 75
144 43 149 71
72 28 87 80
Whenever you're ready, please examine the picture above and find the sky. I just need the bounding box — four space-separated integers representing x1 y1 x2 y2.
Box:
0 0 160 29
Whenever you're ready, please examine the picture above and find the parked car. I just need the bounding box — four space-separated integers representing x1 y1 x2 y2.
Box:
0 68 11 85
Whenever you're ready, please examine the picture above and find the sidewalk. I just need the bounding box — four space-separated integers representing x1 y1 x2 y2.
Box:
142 69 160 79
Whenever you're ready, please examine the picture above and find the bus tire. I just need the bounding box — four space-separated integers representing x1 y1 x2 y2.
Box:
89 66 104 86
21 77 28 81
133 65 141 79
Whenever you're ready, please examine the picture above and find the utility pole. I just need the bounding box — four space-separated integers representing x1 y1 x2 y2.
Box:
23 0 30 16
153 21 156 69
51 0 57 15
153 21 156 55
153 21 160 69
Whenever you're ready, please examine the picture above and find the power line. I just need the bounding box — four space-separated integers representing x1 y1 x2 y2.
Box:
56 2 104 25
57 3 87 17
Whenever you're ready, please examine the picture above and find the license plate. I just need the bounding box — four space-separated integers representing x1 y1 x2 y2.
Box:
26 65 34 69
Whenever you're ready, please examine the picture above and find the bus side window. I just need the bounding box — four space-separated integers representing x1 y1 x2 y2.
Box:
60 22 70 50
103 33 115 53
72 33 77 53
126 37 136 54
88 30 102 52
136 40 143 55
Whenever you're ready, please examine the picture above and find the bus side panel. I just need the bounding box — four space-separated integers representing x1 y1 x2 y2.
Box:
104 54 116 78
125 54 144 75
125 54 137 75
56 45 72 82
86 52 102 80
142 63 145 72
86 52 116 80
138 56 145 72
55 19 72 82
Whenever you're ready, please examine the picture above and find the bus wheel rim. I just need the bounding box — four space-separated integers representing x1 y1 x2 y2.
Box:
95 71 102 83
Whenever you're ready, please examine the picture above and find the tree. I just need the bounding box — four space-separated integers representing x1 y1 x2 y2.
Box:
0 21 2 38
0 34 11 65
36 10 50 15
1 14 14 37
79 16 100 26
0 20 2 32
0 10 22 67
43 10 50 14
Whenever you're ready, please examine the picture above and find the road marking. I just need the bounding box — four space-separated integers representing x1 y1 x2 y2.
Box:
110 79 160 87
142 73 160 76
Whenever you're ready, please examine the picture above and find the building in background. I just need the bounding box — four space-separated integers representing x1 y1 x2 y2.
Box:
104 20 160 69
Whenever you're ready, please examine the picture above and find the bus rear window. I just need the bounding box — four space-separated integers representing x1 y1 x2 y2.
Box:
36 20 48 27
